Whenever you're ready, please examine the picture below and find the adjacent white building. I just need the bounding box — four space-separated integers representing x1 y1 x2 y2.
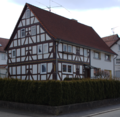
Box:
102 34 120 78
0 38 9 78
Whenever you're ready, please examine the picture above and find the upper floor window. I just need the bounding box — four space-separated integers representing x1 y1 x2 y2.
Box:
12 49 16 58
105 54 111 61
68 45 72 53
21 28 25 38
43 43 48 53
84 49 88 56
63 44 67 52
0 44 2 47
1 53 6 60
41 63 47 74
62 63 73 74
38 43 48 54
116 59 120 64
94 52 100 59
26 9 30 18
31 26 36 35
38 45 42 54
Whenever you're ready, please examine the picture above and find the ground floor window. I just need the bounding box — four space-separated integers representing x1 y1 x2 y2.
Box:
62 63 72 74
41 63 47 74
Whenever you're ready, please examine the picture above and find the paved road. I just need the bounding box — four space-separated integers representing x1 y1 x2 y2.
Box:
1 104 120 117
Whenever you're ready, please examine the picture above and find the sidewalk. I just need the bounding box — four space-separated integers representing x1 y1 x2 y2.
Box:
0 104 120 117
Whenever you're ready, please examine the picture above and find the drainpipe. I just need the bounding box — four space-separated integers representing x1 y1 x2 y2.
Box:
56 40 61 80
113 55 118 78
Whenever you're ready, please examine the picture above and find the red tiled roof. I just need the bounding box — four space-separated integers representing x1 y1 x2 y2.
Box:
5 3 116 55
0 38 9 52
27 3 115 54
102 34 119 47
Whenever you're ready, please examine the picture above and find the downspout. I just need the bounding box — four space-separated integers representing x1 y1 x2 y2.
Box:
113 55 118 77
56 40 61 80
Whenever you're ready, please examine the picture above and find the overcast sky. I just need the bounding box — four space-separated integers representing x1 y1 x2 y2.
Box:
1 0 120 39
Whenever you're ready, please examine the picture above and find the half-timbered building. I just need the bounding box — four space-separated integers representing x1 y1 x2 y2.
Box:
5 3 116 80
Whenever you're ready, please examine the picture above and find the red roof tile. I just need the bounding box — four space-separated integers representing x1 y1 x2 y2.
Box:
0 38 9 52
102 34 119 47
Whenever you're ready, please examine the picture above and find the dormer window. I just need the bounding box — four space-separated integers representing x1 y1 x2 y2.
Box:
26 9 30 18
21 28 25 38
12 49 16 58
0 44 2 46
31 26 36 35
63 44 67 52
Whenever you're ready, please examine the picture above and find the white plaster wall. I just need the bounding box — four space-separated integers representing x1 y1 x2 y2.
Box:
0 52 7 65
91 49 114 78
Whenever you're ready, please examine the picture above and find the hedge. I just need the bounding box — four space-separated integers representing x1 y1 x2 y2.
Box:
0 78 120 106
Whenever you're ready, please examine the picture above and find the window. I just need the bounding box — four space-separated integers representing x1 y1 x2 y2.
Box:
84 49 87 56
63 44 67 52
94 52 100 59
31 26 36 35
26 9 30 18
41 63 47 74
116 59 120 64
1 53 6 60
118 45 120 50
105 54 111 61
68 45 72 53
0 44 2 46
38 45 42 54
21 28 25 38
12 49 16 58
62 63 72 74
43 43 48 53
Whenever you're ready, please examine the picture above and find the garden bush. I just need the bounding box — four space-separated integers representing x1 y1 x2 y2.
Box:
0 78 120 106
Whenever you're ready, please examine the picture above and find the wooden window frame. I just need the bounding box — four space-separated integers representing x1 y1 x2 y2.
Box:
26 9 30 18
21 28 25 38
116 59 120 64
43 43 48 53
1 53 6 60
37 44 42 54
41 63 47 74
68 45 72 53
31 25 36 35
12 49 16 58
105 54 111 61
94 51 101 59
63 44 67 52
62 63 73 74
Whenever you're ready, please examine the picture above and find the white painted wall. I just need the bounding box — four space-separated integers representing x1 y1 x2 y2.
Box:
91 49 114 78
111 40 120 77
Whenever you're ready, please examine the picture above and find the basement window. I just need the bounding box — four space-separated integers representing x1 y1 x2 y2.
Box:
41 63 47 74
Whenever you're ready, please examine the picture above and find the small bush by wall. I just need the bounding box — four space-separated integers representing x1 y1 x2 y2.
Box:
0 78 120 106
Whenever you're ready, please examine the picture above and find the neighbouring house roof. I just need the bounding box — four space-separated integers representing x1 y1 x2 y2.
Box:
4 3 116 55
102 34 119 47
0 38 9 52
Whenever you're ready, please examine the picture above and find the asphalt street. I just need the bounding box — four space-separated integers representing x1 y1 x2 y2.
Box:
1 104 120 117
